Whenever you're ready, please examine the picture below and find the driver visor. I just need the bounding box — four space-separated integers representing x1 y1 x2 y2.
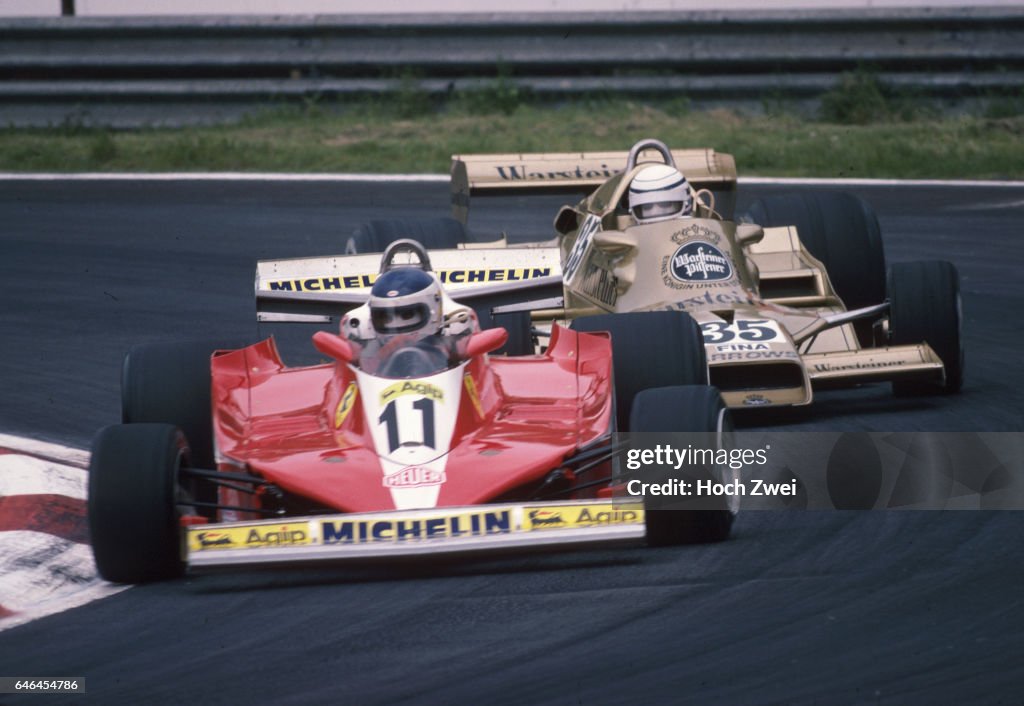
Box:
371 303 430 335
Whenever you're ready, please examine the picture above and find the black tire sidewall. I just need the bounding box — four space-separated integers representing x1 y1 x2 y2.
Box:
629 385 727 433
572 311 707 432
746 191 886 313
121 339 245 469
88 423 186 583
888 260 963 393
628 386 734 545
491 310 535 356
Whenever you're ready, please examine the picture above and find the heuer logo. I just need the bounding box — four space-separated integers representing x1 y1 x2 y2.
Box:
384 466 446 488
670 241 732 282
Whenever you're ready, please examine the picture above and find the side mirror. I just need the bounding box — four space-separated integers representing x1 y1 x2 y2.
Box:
312 331 354 363
736 223 765 247
465 328 509 358
554 206 580 236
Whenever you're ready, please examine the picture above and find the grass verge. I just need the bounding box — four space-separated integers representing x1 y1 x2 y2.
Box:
1 98 1022 178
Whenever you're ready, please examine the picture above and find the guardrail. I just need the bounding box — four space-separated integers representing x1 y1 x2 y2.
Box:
2 7 1023 127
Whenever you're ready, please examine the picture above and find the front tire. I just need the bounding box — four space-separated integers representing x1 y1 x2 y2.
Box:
630 386 735 545
88 424 187 583
571 311 707 432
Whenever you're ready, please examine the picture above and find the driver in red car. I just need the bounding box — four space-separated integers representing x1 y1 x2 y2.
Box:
341 267 477 377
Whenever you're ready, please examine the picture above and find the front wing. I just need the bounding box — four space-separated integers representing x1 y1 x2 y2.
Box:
185 500 644 571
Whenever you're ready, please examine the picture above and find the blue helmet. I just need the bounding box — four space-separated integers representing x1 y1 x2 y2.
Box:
368 268 443 337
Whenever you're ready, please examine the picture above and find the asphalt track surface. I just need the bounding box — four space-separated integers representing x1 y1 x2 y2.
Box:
0 179 1022 704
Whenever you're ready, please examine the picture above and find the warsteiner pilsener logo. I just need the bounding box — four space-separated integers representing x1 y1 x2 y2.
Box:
669 241 733 282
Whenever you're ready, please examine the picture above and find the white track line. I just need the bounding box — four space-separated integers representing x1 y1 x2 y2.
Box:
0 172 448 183
0 172 1023 187
0 454 87 500
740 177 1024 187
0 433 89 468
952 197 1024 211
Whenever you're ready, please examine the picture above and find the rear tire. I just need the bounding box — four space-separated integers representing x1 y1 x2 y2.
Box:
888 260 963 395
630 386 735 545
345 217 468 254
88 424 187 583
572 311 707 432
122 339 245 470
491 310 536 356
746 192 886 342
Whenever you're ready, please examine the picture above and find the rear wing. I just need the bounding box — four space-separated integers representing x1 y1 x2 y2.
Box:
256 247 563 323
451 147 738 225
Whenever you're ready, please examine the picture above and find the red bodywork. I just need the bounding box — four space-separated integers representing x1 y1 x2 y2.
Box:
209 325 614 518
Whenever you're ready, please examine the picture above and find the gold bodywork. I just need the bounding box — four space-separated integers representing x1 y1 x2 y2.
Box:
449 143 946 409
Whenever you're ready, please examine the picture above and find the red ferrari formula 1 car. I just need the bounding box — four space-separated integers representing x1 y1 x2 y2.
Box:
88 242 733 583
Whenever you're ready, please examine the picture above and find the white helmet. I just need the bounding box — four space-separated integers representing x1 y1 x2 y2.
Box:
628 164 693 224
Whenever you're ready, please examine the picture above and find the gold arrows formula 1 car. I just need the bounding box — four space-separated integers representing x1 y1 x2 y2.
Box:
444 138 964 409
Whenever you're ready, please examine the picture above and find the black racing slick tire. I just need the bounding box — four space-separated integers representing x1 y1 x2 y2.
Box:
746 191 887 316
491 310 536 357
571 311 707 433
887 260 964 395
630 385 730 435
345 217 469 254
630 386 735 545
121 339 245 471
88 424 187 584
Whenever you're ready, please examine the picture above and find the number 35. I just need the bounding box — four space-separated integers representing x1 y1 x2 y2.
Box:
700 319 780 344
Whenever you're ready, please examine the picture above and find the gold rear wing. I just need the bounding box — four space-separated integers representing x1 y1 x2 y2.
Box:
450 148 738 225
